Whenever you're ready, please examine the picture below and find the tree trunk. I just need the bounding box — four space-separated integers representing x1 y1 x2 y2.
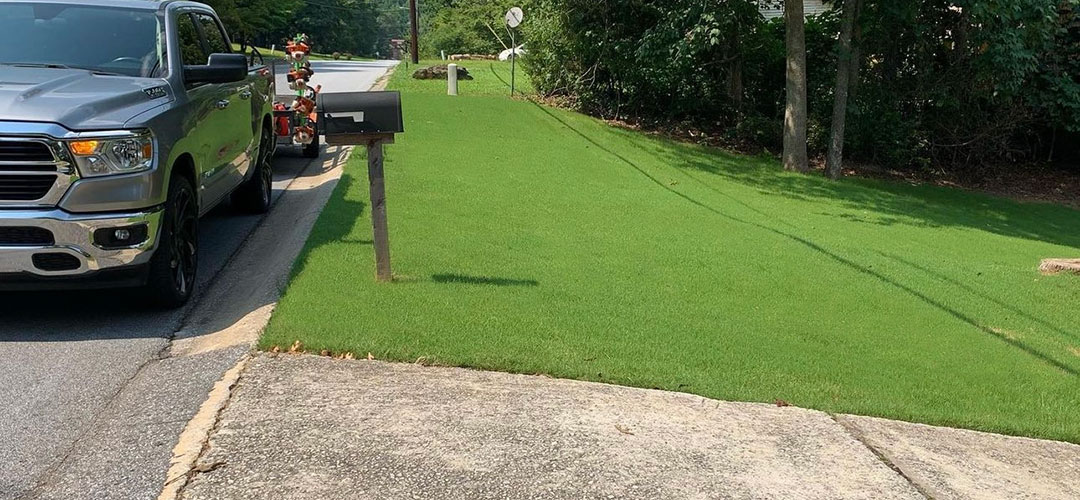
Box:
729 55 744 115
847 0 863 103
728 30 745 117
783 0 809 173
826 0 861 179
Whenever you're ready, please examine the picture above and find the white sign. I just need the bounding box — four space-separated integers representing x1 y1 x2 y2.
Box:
505 7 524 28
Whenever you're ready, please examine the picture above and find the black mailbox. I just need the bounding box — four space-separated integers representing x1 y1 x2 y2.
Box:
314 91 403 283
317 91 404 137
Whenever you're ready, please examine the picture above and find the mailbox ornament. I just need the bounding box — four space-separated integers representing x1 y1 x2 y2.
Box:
284 34 320 145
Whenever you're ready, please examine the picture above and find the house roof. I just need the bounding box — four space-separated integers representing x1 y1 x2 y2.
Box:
759 0 831 19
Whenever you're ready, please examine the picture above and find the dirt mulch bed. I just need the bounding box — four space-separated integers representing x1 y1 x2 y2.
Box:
838 162 1080 210
524 96 1080 210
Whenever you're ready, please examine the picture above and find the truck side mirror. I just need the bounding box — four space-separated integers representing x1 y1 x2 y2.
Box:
184 53 247 85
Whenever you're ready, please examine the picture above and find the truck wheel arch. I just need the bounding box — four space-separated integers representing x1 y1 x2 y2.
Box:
261 113 274 152
170 153 198 204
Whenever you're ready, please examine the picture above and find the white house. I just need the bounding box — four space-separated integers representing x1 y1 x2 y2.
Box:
759 0 831 19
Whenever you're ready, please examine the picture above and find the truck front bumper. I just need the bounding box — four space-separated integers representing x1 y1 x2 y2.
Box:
0 207 163 287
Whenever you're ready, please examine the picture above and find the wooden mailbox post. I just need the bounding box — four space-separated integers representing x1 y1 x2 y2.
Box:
317 91 404 282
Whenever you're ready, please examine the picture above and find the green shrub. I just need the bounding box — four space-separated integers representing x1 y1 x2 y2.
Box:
522 0 1080 171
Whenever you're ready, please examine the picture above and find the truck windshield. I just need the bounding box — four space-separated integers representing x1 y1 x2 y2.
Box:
0 3 165 78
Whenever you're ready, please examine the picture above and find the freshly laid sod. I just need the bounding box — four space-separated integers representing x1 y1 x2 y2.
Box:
264 61 1080 443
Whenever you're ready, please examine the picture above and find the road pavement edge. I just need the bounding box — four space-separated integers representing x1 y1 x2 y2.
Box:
157 355 250 500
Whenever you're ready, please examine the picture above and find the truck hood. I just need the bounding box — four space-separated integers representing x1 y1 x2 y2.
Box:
0 66 173 131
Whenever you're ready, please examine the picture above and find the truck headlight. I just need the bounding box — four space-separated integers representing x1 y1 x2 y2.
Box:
67 131 155 177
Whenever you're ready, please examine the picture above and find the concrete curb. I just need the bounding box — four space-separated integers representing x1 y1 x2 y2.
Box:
157 355 250 500
370 64 396 91
155 144 349 499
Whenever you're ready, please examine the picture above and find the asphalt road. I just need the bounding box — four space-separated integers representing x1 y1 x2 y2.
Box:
0 60 398 500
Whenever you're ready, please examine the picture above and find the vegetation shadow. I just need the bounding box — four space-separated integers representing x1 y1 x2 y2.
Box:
878 251 1079 344
430 274 539 287
489 63 509 88
623 130 1080 250
287 173 368 280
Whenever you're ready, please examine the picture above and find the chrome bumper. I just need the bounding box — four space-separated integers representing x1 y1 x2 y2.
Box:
0 208 163 277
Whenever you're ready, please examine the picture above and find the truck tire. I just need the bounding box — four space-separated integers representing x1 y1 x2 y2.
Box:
233 124 275 214
302 131 320 158
145 174 198 309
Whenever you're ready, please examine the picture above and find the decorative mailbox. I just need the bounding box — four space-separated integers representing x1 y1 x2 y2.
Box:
314 90 404 283
317 91 404 140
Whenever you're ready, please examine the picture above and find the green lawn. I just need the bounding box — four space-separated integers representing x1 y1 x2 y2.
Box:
263 60 1080 443
392 59 534 96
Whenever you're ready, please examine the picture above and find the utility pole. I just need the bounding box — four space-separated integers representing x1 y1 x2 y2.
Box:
409 0 419 64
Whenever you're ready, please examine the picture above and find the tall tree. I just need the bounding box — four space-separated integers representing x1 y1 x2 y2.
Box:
783 0 809 173
825 0 861 179
203 0 301 45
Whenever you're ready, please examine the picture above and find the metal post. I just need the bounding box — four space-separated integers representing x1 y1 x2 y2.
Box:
509 31 516 97
367 140 392 281
447 63 458 96
408 0 419 64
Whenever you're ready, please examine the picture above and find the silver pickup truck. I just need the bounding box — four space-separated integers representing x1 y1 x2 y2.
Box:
0 0 276 307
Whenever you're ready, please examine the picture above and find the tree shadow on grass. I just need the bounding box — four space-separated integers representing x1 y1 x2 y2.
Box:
391 273 539 287
620 129 1080 250
431 274 539 287
287 173 368 280
878 251 1079 345
528 100 1078 377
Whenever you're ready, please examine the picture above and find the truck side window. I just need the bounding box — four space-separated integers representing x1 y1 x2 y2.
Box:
195 14 229 56
177 14 204 66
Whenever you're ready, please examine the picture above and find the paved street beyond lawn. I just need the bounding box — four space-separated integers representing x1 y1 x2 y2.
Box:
179 354 1080 500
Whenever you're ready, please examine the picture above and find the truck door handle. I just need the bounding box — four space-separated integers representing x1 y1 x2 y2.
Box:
216 99 230 109
239 90 252 100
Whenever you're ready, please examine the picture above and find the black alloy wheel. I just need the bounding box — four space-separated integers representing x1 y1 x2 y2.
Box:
233 124 275 214
145 174 198 308
169 185 197 297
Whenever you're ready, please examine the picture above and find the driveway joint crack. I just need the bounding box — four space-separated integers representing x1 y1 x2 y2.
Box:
830 413 935 499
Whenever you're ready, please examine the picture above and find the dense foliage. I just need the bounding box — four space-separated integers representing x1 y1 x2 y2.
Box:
523 0 1080 170
419 0 530 57
205 0 518 60
205 0 301 43
204 0 410 58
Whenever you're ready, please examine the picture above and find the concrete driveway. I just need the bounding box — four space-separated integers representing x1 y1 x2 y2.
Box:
179 355 1080 500
0 60 397 500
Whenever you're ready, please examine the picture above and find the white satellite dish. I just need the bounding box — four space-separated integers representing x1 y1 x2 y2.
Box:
505 7 524 28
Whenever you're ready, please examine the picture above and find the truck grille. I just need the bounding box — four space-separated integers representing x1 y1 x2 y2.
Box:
0 139 64 203
0 141 53 163
0 174 57 200
0 227 55 246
